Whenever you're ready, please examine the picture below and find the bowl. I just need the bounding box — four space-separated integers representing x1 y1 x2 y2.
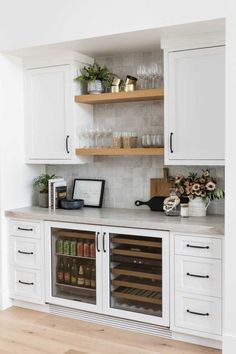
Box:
60 199 84 210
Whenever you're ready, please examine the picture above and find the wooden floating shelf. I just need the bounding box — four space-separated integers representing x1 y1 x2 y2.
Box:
75 147 164 156
74 88 164 104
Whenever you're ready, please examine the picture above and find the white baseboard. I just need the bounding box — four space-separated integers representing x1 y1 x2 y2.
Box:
223 333 236 354
173 331 222 349
12 300 49 313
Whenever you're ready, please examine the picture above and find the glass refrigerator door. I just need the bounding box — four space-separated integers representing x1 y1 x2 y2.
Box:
51 227 97 305
109 233 165 319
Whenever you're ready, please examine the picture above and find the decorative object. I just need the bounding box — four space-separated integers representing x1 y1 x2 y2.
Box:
72 179 105 208
180 203 189 218
163 189 180 216
33 173 55 208
60 198 84 210
168 169 224 217
75 63 112 94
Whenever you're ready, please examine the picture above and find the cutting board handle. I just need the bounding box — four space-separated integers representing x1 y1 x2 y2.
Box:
135 200 147 207
163 168 169 179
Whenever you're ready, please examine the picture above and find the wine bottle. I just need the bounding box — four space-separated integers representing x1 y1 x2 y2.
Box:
64 258 71 285
77 265 85 287
56 256 64 283
91 265 96 289
71 259 78 286
84 264 91 288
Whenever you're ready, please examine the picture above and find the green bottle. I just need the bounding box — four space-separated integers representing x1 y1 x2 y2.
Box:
71 259 78 286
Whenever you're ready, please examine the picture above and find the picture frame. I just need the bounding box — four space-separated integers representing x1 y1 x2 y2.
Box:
72 179 105 208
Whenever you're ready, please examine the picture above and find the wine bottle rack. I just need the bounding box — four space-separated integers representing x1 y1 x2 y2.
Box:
110 233 163 317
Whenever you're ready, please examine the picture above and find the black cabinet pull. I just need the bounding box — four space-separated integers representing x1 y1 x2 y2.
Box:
102 232 106 253
186 272 209 279
66 135 70 154
17 227 33 232
170 132 174 153
96 232 100 253
18 280 34 286
18 250 34 255
187 244 210 250
187 309 209 316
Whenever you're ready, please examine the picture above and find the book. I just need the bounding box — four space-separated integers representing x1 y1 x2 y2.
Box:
48 178 64 209
54 183 67 209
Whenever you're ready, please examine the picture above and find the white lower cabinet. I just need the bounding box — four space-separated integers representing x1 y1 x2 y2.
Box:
175 292 221 335
172 233 222 339
44 222 170 327
10 267 43 303
9 219 44 304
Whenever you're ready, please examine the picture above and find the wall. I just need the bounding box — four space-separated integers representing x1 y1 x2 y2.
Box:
224 1 236 352
47 51 225 215
0 0 226 52
0 54 44 309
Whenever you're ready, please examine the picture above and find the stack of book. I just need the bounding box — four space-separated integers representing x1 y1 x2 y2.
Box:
48 178 67 209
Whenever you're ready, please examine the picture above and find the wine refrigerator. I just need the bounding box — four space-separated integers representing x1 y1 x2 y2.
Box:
45 222 169 326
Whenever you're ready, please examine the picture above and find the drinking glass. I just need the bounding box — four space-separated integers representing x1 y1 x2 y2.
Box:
137 65 146 89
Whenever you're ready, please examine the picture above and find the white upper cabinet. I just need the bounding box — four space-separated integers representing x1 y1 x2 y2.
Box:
164 44 225 165
24 53 94 164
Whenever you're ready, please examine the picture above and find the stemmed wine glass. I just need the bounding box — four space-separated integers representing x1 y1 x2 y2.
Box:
137 65 146 89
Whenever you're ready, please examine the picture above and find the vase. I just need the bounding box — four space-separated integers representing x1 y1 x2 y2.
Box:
87 80 103 94
188 197 210 217
38 192 48 208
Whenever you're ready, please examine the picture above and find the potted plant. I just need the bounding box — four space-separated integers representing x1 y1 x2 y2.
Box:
75 63 111 94
33 174 55 208
168 169 224 216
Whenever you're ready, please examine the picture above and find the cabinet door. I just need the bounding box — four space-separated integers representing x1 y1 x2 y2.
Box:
45 222 103 313
165 46 225 164
102 227 169 326
25 65 72 160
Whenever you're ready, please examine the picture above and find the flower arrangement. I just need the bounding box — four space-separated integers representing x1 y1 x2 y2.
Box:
75 63 111 84
168 170 224 204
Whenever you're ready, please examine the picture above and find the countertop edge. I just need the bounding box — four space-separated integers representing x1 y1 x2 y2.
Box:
5 208 224 237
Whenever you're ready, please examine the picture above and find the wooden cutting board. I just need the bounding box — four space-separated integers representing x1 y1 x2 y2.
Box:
150 168 170 197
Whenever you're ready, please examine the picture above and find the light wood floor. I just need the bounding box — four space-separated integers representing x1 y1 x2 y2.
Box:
0 307 221 354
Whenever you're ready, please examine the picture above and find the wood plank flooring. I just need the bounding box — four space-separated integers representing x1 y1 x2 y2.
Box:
0 307 221 354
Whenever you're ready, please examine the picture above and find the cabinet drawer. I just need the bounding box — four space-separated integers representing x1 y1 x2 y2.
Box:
10 220 41 239
175 234 221 259
10 237 41 269
175 292 221 335
10 267 43 303
175 255 221 297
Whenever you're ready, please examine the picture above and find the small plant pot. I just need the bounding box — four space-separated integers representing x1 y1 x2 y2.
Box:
38 192 48 208
87 80 103 94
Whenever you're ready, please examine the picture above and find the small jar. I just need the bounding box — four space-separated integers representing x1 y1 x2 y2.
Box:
112 132 123 148
180 203 189 218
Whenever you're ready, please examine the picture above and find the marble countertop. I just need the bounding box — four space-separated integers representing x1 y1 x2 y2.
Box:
5 206 224 236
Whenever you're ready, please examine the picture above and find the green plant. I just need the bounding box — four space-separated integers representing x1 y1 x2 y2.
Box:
75 63 111 83
33 174 55 193
168 169 224 204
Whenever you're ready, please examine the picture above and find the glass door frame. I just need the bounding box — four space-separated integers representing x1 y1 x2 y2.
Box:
45 221 103 313
102 226 170 326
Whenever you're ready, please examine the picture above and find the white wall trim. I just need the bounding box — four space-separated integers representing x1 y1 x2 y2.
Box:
223 334 236 353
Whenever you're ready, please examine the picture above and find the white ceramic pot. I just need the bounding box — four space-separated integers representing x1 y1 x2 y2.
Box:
188 197 210 217
87 80 103 94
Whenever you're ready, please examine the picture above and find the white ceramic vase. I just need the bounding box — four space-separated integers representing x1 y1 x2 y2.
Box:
87 80 103 94
188 197 210 217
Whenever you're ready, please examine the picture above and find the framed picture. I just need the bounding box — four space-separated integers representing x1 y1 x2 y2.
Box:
72 179 105 208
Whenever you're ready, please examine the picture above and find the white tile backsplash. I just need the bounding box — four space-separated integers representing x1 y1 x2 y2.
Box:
46 51 225 215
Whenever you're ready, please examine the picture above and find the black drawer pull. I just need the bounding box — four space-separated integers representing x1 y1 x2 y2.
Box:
18 280 34 286
18 250 34 255
187 309 209 316
17 227 33 232
186 244 209 250
186 272 209 279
